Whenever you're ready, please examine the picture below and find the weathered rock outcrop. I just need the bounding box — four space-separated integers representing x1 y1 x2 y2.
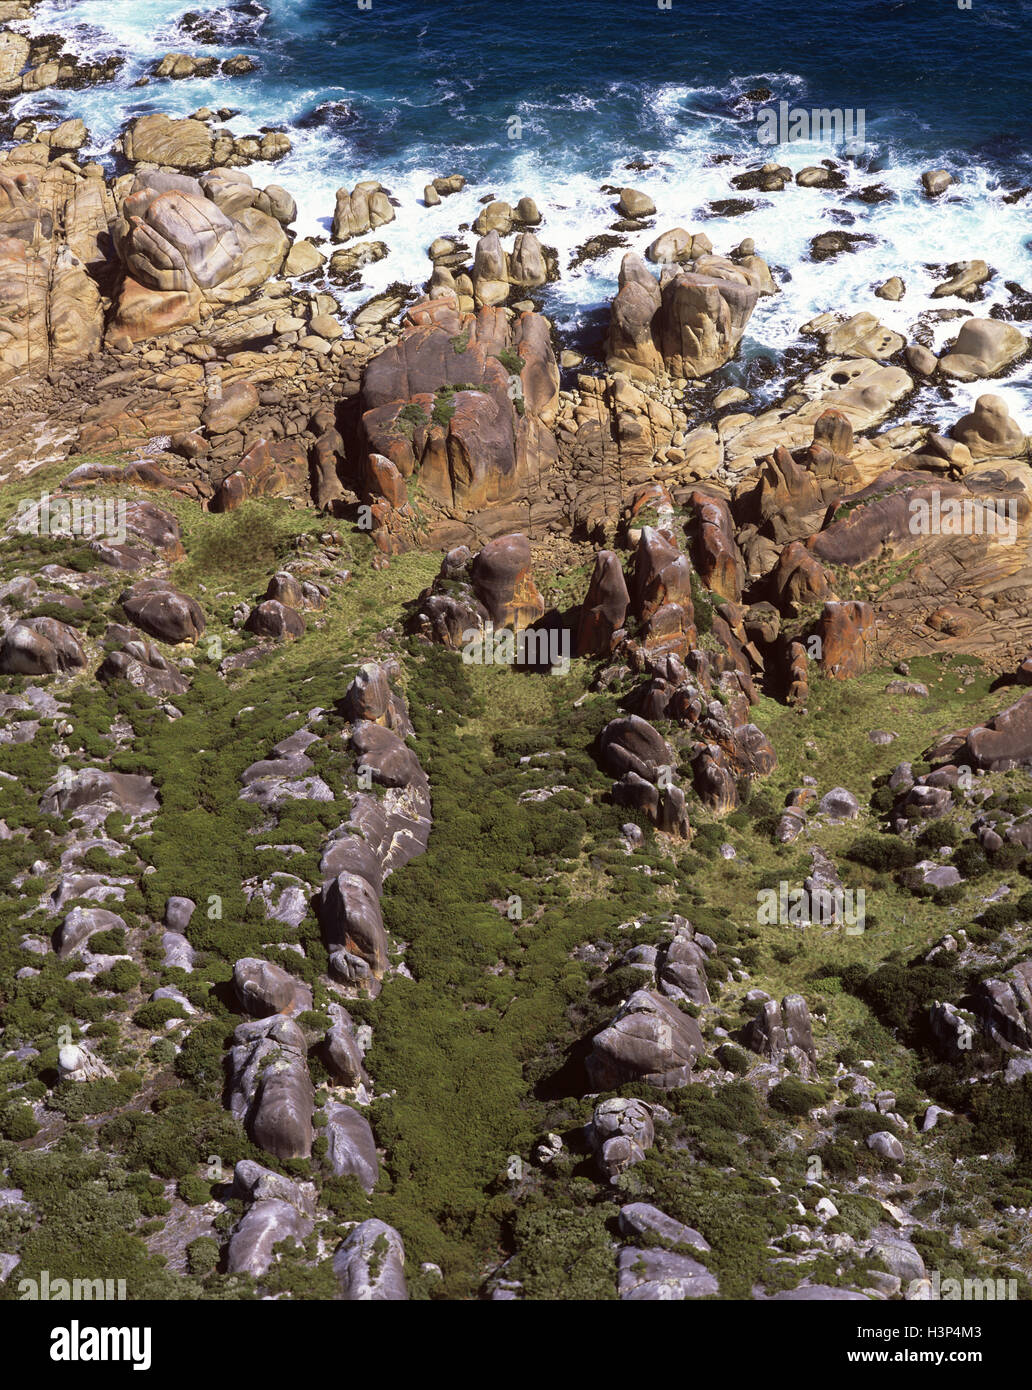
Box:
743 994 818 1079
229 1015 315 1160
333 1219 407 1300
358 292 558 545
607 250 767 381
586 989 705 1089
109 169 290 345
226 1161 316 1277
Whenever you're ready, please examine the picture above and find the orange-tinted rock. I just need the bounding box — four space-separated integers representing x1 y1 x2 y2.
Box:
786 639 810 706
211 438 310 511
817 600 876 679
364 452 407 509
310 428 345 511
687 490 744 602
745 444 830 543
630 527 694 623
107 273 201 346
576 550 630 657
812 408 853 456
359 293 558 513
470 533 544 630
641 601 696 661
771 540 834 615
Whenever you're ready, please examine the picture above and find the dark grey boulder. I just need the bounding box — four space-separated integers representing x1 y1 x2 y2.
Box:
586 989 704 1090
229 1016 314 1160
233 957 312 1018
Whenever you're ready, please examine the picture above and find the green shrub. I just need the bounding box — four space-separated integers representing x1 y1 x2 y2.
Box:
845 835 917 871
511 1207 616 1300
0 1104 39 1140
177 1176 213 1206
186 1236 220 1276
94 960 141 993
132 999 186 1030
769 1078 824 1116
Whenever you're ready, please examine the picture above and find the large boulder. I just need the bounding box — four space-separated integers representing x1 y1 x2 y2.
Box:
333 1219 407 1301
600 715 677 782
109 169 289 344
617 1247 719 1300
816 601 876 679
607 252 761 380
974 962 1032 1051
359 294 559 519
743 994 818 1078
586 989 705 1089
939 320 1027 381
233 957 312 1018
576 550 630 657
331 181 395 241
960 689 1032 771
41 769 159 821
588 1097 655 1180
229 1016 315 1160
0 617 85 675
319 871 389 978
470 533 544 630
120 579 204 643
949 394 1026 458
226 1161 316 1278
325 1105 379 1191
122 114 213 171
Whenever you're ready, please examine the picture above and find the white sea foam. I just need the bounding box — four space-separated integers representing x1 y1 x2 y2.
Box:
9 4 1032 423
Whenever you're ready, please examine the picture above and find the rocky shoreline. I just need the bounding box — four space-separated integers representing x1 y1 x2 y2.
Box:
2 1 1032 1307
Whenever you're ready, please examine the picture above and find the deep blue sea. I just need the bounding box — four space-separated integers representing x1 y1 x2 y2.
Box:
12 0 1032 413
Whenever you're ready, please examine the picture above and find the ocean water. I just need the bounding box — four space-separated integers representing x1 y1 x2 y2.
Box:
11 0 1032 419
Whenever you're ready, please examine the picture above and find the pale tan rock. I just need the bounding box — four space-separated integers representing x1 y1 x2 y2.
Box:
939 318 1027 380
123 113 214 171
